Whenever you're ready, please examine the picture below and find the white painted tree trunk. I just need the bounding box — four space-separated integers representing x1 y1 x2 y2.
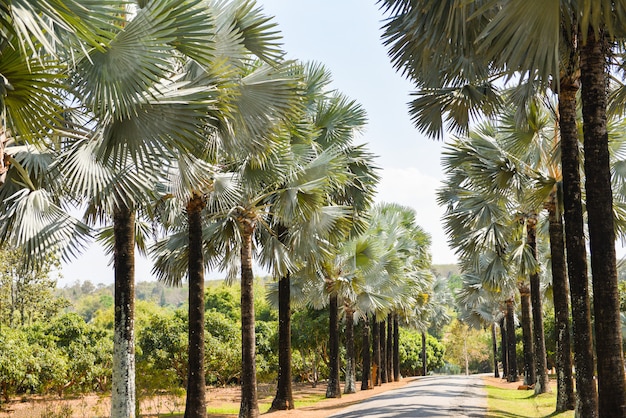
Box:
112 325 136 418
111 207 136 418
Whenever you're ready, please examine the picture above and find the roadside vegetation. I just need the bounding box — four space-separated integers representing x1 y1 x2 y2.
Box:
1 1 626 418
485 384 575 418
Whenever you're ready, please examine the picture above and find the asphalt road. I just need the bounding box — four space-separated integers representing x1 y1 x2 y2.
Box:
329 374 487 418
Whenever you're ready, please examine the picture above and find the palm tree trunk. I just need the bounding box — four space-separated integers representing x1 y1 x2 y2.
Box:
421 332 427 376
500 317 507 379
547 191 575 411
518 283 535 386
239 222 259 418
386 315 393 381
325 292 341 398
112 206 136 418
526 214 550 394
491 323 499 378
393 314 400 382
580 29 626 418
361 316 371 390
378 321 388 384
343 307 357 394
270 271 294 410
505 297 518 382
558 63 598 417
372 318 381 385
185 194 206 418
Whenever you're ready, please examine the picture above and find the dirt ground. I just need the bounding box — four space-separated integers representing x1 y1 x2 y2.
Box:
0 375 527 417
0 378 416 418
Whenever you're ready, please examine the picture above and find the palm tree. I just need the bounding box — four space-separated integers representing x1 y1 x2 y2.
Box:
499 100 574 405
0 3 216 417
62 3 216 416
455 273 505 378
305 90 379 399
149 3 301 416
438 131 523 382
0 1 117 188
265 62 357 409
580 29 626 416
380 1 626 412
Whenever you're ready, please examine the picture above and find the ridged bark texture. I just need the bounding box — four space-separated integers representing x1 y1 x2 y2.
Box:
380 320 387 383
559 70 598 417
343 308 357 394
372 319 381 386
518 283 535 386
270 271 294 410
526 215 550 394
492 323 499 378
386 315 393 379
185 194 206 418
361 316 371 390
239 222 259 418
112 206 136 418
421 332 427 376
500 317 507 378
547 192 575 411
505 298 518 382
325 293 341 398
393 314 400 382
581 29 626 417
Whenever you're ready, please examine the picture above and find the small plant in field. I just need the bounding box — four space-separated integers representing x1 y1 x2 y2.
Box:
164 387 185 415
39 402 73 418
91 395 111 417
77 397 92 418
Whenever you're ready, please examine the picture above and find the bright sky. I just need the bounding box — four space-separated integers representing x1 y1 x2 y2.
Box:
59 1 458 286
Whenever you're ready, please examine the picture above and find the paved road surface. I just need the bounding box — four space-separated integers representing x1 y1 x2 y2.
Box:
329 374 487 418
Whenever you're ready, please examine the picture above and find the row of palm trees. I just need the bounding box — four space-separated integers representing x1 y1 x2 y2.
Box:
0 2 439 418
381 1 626 416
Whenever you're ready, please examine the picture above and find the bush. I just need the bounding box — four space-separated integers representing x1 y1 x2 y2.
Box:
399 329 445 376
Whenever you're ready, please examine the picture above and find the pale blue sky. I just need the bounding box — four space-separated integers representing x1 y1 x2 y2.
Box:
60 1 456 286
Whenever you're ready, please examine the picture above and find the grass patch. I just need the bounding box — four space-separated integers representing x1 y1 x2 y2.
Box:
294 394 327 407
202 394 327 416
485 385 575 418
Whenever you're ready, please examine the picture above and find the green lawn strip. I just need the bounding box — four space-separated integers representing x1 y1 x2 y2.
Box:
485 385 575 418
202 393 327 416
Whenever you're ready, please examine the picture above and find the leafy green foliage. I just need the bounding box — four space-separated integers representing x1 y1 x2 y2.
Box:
41 313 112 395
398 328 444 376
0 247 68 327
442 319 492 375
205 284 240 321
138 311 188 384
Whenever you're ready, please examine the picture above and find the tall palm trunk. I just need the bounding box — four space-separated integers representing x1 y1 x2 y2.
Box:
558 63 598 417
325 291 341 398
380 320 387 383
343 307 357 394
505 297 518 382
270 271 294 410
386 315 393 380
112 206 136 418
491 323 499 378
361 316 372 390
518 283 535 386
185 193 206 418
239 221 259 418
500 317 508 379
393 314 400 382
372 318 381 386
546 191 575 411
526 214 550 394
420 332 427 376
580 29 626 417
